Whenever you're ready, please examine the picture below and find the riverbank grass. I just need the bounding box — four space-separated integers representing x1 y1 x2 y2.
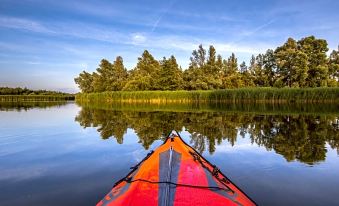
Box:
76 87 339 103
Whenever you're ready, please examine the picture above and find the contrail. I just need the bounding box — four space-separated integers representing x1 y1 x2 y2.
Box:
231 19 275 44
248 19 275 36
151 0 176 32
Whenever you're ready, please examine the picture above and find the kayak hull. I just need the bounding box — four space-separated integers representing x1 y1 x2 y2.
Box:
97 132 256 206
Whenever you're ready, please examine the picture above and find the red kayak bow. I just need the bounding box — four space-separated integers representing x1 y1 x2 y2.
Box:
97 131 256 206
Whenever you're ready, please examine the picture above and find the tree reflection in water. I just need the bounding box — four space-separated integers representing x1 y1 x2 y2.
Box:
75 103 339 165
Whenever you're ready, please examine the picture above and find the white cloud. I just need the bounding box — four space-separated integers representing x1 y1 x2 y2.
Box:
0 16 53 33
131 33 147 44
0 15 274 56
128 34 271 55
212 42 271 54
0 14 277 74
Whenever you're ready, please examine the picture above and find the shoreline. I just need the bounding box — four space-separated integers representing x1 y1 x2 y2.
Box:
0 95 75 102
75 88 339 104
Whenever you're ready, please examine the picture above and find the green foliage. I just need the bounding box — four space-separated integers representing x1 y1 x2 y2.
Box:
184 45 224 90
221 53 244 88
298 36 329 87
328 46 339 87
262 49 276 86
184 44 208 90
91 57 128 92
123 50 160 91
205 46 223 89
225 53 238 75
275 39 309 87
74 71 94 93
110 56 128 91
76 57 130 93
74 36 338 93
158 56 183 90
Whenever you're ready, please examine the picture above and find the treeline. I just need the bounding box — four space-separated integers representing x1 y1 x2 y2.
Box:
0 95 75 102
0 87 72 95
75 36 339 93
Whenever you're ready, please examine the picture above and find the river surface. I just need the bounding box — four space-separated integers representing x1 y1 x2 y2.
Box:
0 101 339 206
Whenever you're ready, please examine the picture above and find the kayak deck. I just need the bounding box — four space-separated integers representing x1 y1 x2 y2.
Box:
97 131 256 206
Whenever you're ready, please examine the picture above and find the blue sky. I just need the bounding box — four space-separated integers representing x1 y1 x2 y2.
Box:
0 0 338 92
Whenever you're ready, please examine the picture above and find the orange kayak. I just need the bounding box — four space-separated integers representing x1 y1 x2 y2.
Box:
97 131 256 206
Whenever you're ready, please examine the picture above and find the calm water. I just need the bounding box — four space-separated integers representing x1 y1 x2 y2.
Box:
0 102 339 206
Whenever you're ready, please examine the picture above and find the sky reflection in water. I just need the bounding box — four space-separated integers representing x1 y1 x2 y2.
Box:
0 102 338 205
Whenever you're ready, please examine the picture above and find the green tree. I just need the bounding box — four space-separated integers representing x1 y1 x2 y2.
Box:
239 61 247 74
249 54 266 87
123 50 160 91
157 55 183 90
74 71 94 93
75 36 337 92
184 45 209 90
92 59 113 92
225 53 238 75
205 45 222 89
216 54 223 72
221 53 243 88
263 49 277 86
188 44 206 70
239 61 254 87
298 36 329 87
206 45 216 66
274 38 309 87
328 46 339 87
109 56 128 91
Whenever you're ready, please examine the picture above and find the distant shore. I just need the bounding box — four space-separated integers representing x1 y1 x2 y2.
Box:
75 87 339 104
0 87 75 102
0 95 75 102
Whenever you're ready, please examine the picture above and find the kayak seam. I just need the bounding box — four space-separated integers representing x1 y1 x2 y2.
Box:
164 146 173 206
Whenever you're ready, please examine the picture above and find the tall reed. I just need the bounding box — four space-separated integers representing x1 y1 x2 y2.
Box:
76 88 339 104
